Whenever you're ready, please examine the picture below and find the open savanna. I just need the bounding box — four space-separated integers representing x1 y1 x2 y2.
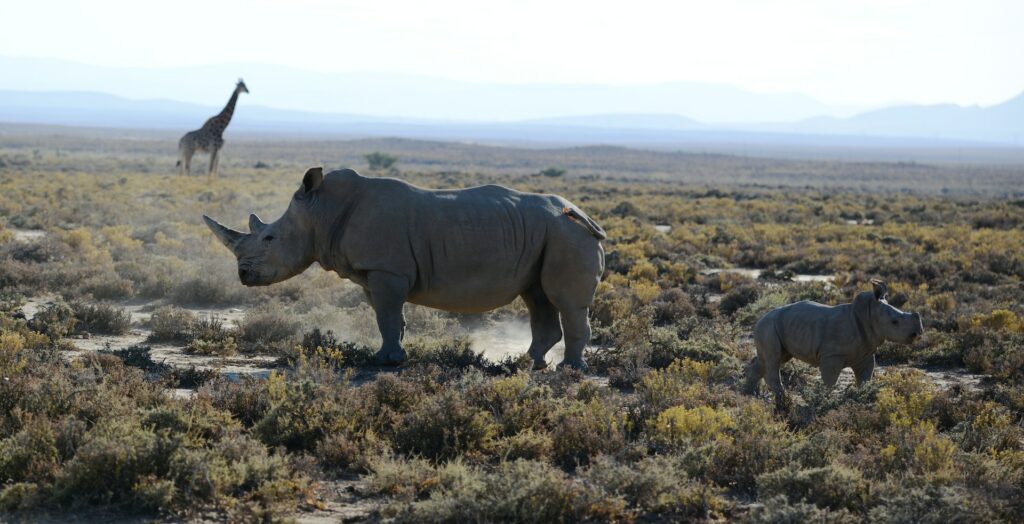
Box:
1 125 1023 522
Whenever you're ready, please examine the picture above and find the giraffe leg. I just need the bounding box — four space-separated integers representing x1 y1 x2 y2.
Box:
209 148 220 178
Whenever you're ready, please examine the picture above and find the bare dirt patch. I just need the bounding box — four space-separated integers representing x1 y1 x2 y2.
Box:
703 267 836 283
20 297 276 386
290 478 381 524
10 228 47 242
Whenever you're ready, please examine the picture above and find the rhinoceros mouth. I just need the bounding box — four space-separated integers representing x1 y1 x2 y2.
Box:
238 265 279 287
238 266 262 286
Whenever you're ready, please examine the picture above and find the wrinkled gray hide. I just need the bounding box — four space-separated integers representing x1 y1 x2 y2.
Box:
204 167 606 369
745 280 923 405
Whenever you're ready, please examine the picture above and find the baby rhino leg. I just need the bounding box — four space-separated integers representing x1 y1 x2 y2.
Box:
744 357 764 394
753 328 787 407
819 356 846 389
852 355 875 385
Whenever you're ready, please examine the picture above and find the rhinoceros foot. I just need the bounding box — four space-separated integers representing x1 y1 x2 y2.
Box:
532 358 549 371
557 358 589 373
373 346 407 366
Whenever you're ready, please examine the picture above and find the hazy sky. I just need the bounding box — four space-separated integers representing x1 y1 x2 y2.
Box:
2 0 1021 107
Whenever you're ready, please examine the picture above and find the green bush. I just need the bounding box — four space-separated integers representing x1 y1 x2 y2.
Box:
493 429 554 462
252 372 352 451
147 306 196 343
867 484 997 523
550 398 628 469
28 302 77 340
365 152 398 170
380 459 622 522
71 301 131 335
240 308 300 355
170 276 239 306
583 455 729 519
757 464 869 512
184 316 238 356
315 430 389 474
394 390 498 461
0 417 60 484
740 495 860 524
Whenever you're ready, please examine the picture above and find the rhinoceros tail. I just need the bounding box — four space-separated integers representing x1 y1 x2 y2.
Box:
562 207 607 240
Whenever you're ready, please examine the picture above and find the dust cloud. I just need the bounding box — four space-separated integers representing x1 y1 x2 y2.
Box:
468 318 565 365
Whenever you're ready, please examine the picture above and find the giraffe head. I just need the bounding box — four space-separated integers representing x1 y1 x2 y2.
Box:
203 168 324 286
236 79 249 94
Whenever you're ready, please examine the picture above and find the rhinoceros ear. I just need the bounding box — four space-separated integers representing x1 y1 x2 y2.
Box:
301 167 324 195
203 215 246 252
248 213 267 234
871 279 888 301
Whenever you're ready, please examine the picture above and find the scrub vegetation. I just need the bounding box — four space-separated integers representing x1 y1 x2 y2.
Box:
0 127 1022 521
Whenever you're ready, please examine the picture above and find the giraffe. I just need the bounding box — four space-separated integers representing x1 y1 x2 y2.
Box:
177 79 248 177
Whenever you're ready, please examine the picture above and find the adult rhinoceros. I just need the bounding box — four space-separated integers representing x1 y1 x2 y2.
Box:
203 167 606 370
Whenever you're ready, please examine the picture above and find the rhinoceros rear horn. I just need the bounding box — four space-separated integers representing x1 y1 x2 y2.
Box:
871 279 888 300
248 213 267 234
203 215 246 252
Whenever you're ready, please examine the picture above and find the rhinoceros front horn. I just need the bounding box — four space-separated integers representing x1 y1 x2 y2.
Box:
248 213 267 234
203 215 246 252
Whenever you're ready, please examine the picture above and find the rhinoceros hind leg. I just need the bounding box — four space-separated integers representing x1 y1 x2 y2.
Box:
555 307 591 372
540 232 601 372
521 284 562 370
744 357 765 394
367 271 410 365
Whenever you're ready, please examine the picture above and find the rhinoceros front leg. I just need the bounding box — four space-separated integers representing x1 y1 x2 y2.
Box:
744 357 765 394
819 355 845 389
367 271 410 365
852 354 875 385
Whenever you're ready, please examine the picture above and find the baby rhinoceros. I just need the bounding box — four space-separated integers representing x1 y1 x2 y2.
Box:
745 280 923 405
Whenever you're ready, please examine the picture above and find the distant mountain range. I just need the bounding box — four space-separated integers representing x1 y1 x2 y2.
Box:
0 55 864 123
770 94 1024 144
0 56 1021 147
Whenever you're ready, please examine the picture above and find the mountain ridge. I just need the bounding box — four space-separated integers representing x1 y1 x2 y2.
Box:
0 88 1021 146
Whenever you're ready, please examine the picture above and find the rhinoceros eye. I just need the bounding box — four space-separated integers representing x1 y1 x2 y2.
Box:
263 235 275 242
891 319 899 325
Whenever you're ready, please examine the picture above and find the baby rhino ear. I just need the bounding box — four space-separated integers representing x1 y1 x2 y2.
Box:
301 166 324 195
871 279 888 300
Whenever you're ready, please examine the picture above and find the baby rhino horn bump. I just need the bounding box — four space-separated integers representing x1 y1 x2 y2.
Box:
249 213 267 233
203 215 246 251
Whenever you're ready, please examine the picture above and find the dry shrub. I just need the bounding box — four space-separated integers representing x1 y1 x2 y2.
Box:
71 301 131 335
147 306 196 343
240 307 301 355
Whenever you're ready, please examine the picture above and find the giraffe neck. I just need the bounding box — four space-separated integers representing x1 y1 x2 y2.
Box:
206 88 241 136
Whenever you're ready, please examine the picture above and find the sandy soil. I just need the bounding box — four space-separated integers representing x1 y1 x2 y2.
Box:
703 267 836 283
10 228 47 242
20 297 277 390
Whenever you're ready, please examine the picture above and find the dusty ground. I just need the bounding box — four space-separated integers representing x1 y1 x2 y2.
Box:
21 296 277 392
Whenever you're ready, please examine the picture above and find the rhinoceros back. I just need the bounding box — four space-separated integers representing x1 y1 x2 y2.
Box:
404 184 581 312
